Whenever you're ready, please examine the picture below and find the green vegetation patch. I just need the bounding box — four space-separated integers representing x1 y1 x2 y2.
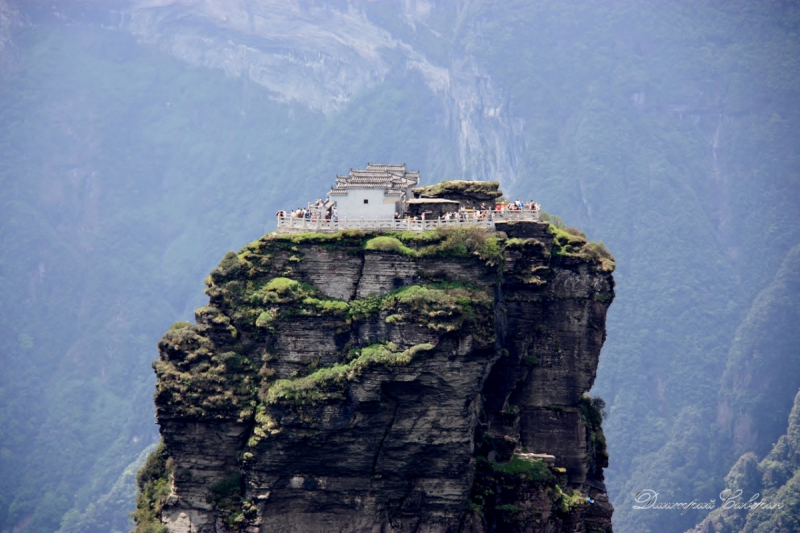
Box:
252 277 308 302
495 504 524 512
522 353 539 366
211 251 248 284
264 342 435 405
539 210 565 229
504 237 549 263
209 471 242 500
155 325 259 419
550 225 588 253
364 236 417 256
549 225 615 272
246 278 349 329
582 241 615 272
554 484 586 513
580 395 609 460
346 294 383 322
341 282 493 336
492 455 554 483
243 273 493 338
382 284 493 335
264 229 369 245
380 226 503 266
385 230 445 244
413 180 502 199
132 442 171 533
416 226 495 259
204 470 256 531
468 451 561 524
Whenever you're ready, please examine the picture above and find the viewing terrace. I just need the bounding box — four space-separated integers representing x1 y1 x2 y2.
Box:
276 207 541 234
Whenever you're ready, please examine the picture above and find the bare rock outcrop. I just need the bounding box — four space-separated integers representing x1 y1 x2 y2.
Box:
134 222 615 533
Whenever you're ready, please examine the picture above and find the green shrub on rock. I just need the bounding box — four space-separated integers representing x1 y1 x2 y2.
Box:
492 455 554 483
264 342 435 405
131 442 171 533
364 236 417 256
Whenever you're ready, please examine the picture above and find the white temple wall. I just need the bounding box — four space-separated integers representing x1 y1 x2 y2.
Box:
332 188 399 219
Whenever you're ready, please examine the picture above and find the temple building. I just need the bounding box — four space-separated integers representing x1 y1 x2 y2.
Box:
327 163 419 219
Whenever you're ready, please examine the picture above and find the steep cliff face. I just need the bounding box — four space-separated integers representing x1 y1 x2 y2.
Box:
137 223 615 533
120 0 522 187
714 244 800 461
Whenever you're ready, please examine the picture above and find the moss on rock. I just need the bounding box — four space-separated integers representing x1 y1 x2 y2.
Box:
364 236 417 256
263 342 435 406
550 225 615 272
155 325 258 419
491 455 554 482
467 451 584 530
382 284 493 335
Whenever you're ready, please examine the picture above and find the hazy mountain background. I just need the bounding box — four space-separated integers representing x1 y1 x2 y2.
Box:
0 1 798 532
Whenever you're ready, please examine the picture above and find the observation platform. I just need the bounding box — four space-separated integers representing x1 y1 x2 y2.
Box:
275 208 540 234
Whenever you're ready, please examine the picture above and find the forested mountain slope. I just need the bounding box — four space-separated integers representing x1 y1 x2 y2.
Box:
0 1 797 532
690 386 800 533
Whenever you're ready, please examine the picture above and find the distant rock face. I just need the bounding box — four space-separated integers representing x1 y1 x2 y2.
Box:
142 222 615 533
118 0 524 187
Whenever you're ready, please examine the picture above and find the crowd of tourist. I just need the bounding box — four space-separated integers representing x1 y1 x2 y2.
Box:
276 199 336 222
276 199 539 223
430 199 539 221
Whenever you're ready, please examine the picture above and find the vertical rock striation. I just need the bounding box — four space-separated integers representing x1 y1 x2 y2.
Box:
138 222 615 533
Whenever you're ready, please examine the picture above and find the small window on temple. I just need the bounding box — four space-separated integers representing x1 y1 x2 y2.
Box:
363 199 369 204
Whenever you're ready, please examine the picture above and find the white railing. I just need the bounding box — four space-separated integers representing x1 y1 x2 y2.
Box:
493 208 541 222
276 208 540 234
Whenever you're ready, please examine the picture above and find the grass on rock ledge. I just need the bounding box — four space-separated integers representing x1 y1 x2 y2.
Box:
263 342 435 405
132 442 170 533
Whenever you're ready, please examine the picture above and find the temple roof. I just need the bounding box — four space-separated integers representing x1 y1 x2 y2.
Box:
328 163 419 197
